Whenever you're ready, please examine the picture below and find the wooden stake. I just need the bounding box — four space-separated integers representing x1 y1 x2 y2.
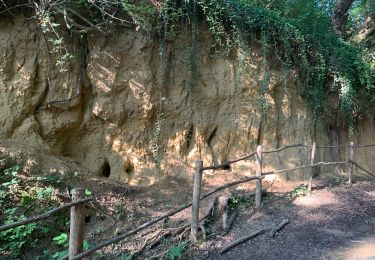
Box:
348 142 354 185
255 145 262 208
308 142 316 192
191 160 203 243
69 188 86 260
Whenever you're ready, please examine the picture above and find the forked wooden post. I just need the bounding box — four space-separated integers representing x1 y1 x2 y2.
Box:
308 142 316 192
255 145 262 208
348 141 354 185
69 188 86 260
191 160 203 243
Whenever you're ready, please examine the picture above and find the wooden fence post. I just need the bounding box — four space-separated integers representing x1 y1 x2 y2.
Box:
191 160 203 243
255 145 262 209
348 141 354 185
69 188 86 260
308 142 316 192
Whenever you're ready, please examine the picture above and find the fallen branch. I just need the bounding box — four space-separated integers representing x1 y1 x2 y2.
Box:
131 237 150 258
223 210 238 234
350 160 375 177
148 231 171 249
0 198 93 232
219 229 265 255
270 219 289 237
178 228 190 243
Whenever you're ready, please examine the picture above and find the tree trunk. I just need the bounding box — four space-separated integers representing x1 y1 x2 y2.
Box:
332 0 355 35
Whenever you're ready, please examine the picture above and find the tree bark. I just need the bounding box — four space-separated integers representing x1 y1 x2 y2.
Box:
332 0 355 35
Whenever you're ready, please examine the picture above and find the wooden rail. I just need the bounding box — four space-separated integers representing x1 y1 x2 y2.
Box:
0 189 91 260
202 152 256 171
70 174 264 259
1 142 374 259
0 197 93 232
189 141 375 244
73 141 375 258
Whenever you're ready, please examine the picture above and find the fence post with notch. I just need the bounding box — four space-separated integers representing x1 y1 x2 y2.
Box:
191 160 203 243
308 142 316 192
348 142 354 185
255 145 262 208
69 188 86 260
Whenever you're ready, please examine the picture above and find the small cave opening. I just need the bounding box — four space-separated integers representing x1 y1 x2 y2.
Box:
222 164 231 171
101 161 111 178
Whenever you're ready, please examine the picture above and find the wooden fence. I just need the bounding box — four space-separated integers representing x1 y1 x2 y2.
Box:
189 142 360 242
1 142 375 258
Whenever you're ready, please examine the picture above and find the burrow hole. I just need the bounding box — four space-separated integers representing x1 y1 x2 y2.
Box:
101 161 111 178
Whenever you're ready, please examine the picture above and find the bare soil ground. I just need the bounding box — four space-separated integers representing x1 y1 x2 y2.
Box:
189 180 375 260
74 171 375 260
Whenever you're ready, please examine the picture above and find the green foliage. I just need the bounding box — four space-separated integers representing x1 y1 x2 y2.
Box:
26 0 375 131
0 208 38 258
288 184 309 200
85 188 92 196
166 241 186 260
229 195 252 209
50 232 90 259
53 233 68 246
0 165 71 258
158 0 375 131
120 254 133 260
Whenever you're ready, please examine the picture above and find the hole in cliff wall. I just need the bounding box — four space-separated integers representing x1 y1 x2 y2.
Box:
101 161 111 177
125 164 134 175
222 164 231 171
186 124 194 152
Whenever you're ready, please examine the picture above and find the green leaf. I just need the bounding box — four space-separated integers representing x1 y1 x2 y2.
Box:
83 240 90 250
53 233 68 246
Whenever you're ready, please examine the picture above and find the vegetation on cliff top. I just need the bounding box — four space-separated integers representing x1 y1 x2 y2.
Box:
1 0 374 131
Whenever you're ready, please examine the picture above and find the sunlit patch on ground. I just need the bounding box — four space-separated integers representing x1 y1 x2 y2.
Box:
331 238 375 260
293 190 338 208
364 190 375 199
339 238 375 260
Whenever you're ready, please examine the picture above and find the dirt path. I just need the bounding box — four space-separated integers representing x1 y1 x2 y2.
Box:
191 182 375 260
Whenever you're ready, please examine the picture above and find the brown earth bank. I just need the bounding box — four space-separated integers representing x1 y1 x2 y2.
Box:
1 14 375 186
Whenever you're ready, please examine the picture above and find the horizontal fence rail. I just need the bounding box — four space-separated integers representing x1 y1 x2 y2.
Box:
70 174 264 259
0 197 93 233
1 142 375 259
262 161 349 176
202 152 256 171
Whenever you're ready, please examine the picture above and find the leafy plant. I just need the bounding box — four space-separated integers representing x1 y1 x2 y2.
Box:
120 254 133 260
166 241 187 260
85 189 92 196
288 184 309 200
229 195 252 209
0 166 65 258
0 208 38 258
53 232 68 246
51 233 90 259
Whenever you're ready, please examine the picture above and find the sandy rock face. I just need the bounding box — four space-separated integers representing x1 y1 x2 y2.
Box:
0 17 374 186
